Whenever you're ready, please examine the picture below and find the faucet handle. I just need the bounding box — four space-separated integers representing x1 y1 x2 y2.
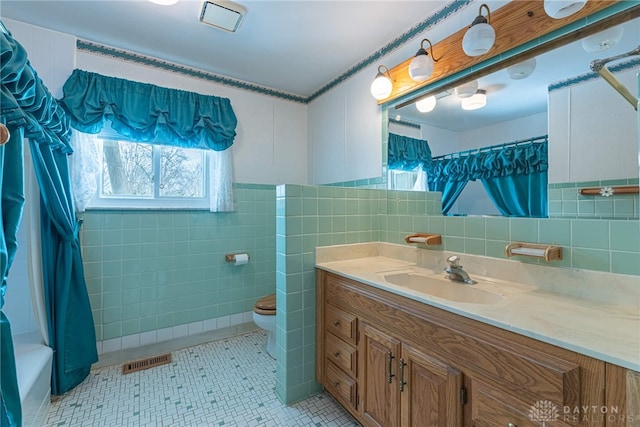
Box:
446 255 461 268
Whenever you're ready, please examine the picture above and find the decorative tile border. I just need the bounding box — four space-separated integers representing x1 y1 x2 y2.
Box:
389 117 421 129
77 0 472 104
77 40 307 103
549 57 640 92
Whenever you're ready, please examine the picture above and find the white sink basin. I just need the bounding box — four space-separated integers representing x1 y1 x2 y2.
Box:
382 272 504 305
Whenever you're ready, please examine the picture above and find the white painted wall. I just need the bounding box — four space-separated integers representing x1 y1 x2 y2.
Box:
458 112 548 150
548 68 638 184
307 68 382 184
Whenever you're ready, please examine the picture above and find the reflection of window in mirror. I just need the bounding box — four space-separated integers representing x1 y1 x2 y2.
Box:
387 118 422 191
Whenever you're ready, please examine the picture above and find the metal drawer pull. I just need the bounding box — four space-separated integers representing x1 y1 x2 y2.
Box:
386 352 395 383
399 358 407 392
507 423 517 427
333 381 340 388
333 351 340 358
333 320 340 327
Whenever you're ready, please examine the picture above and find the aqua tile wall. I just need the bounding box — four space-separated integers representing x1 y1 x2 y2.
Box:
274 185 442 404
549 178 640 219
276 185 640 405
81 184 276 342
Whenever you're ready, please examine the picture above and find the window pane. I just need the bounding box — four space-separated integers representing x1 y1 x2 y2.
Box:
101 140 153 197
159 146 204 198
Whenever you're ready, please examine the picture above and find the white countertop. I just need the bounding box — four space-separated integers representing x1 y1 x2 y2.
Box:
316 243 640 372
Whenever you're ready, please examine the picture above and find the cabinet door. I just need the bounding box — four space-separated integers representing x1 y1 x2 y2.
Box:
360 322 402 427
400 343 464 427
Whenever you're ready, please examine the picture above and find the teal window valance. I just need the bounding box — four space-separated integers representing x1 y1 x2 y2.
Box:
59 69 237 151
388 133 432 171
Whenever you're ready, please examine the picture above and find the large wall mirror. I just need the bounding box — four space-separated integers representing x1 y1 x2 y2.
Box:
385 12 639 220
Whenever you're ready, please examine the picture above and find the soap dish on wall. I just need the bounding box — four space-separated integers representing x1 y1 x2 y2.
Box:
405 233 442 246
505 242 562 262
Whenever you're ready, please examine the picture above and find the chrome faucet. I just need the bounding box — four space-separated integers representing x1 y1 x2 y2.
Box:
444 255 476 284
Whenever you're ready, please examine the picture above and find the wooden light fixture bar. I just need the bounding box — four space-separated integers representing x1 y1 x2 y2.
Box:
378 0 637 105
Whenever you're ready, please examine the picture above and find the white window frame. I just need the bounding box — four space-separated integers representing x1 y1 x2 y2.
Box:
88 136 210 210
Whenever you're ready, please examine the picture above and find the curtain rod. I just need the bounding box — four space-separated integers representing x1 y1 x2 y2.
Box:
431 135 548 160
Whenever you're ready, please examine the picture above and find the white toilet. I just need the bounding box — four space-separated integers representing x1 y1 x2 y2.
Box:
252 294 276 359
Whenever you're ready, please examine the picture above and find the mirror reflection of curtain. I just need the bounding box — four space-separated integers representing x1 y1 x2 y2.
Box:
427 137 548 217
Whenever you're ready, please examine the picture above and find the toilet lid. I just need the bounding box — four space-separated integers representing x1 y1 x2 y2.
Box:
254 294 276 315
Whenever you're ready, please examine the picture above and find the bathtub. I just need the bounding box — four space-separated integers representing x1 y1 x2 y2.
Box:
13 331 52 427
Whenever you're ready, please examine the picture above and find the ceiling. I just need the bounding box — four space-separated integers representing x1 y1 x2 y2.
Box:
0 0 451 97
2 1 636 130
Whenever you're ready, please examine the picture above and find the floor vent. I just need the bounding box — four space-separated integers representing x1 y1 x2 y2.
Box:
122 353 172 374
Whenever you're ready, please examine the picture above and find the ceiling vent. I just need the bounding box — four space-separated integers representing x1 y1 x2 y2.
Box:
199 0 247 33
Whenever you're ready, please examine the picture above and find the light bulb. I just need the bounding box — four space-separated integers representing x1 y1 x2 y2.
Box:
462 22 496 57
543 0 587 19
370 74 393 100
581 26 624 52
409 52 435 82
455 80 478 98
461 90 487 110
507 58 537 80
415 96 437 113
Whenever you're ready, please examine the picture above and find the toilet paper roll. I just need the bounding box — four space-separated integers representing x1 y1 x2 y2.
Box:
233 253 249 266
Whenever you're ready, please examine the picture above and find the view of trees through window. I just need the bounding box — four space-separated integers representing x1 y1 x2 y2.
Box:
100 139 204 198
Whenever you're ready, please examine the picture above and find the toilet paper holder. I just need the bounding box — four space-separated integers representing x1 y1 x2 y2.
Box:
225 253 250 263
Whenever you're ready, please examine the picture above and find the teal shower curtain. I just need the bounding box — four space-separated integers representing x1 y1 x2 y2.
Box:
1 20 98 423
1 127 26 427
30 141 98 394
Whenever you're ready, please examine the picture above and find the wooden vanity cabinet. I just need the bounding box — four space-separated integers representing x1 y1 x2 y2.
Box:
605 364 640 427
316 270 611 427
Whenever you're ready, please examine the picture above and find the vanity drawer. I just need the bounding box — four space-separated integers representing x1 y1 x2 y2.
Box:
472 381 574 427
325 331 357 377
325 359 357 411
325 303 357 345
468 337 581 408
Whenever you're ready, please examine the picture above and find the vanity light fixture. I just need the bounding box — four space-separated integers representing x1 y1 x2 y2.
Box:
461 89 487 110
543 0 587 19
462 4 496 57
408 39 441 82
581 26 624 52
370 65 394 100
454 80 478 98
415 95 437 113
507 58 537 79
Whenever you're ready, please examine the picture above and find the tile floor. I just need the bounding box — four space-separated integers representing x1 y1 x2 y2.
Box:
45 331 359 426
